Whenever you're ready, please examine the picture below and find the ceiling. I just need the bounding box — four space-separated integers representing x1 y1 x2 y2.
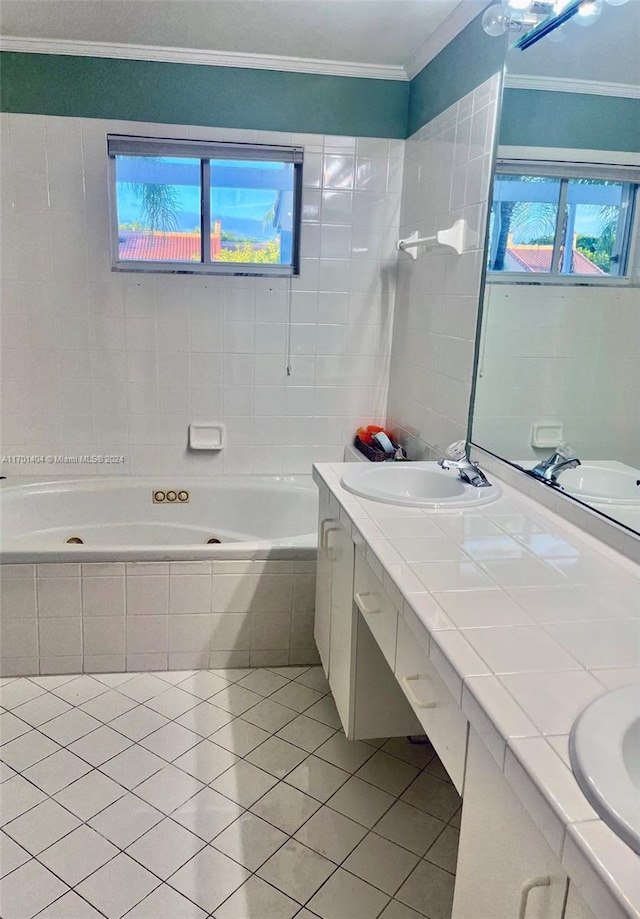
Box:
0 0 476 77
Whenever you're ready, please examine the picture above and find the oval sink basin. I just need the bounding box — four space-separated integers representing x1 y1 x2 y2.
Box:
570 684 640 855
340 462 502 508
558 464 640 505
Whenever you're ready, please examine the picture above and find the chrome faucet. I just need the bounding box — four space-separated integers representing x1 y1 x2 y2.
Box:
438 456 492 488
529 451 581 485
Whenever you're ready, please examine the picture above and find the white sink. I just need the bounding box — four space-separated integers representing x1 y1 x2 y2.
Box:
340 462 502 508
558 463 640 505
570 684 640 855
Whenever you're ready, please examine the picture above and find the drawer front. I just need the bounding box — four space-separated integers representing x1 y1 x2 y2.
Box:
354 551 397 669
395 615 468 793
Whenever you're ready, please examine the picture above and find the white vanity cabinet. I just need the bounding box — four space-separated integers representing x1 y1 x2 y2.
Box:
452 729 568 919
313 474 630 919
314 493 335 674
314 507 423 741
314 495 356 730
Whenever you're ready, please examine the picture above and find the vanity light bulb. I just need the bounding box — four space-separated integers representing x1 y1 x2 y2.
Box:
503 0 533 11
603 0 628 5
482 4 511 36
574 0 603 24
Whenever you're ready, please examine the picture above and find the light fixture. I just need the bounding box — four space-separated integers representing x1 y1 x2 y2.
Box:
481 4 514 36
546 21 568 39
573 0 602 24
504 0 534 11
481 0 615 45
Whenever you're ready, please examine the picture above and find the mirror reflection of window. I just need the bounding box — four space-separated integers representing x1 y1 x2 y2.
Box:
487 170 637 278
488 174 561 272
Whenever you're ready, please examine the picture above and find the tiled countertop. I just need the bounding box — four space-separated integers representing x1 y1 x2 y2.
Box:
313 462 640 919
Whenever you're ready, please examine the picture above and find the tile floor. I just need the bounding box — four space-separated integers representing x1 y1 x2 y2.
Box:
0 666 461 919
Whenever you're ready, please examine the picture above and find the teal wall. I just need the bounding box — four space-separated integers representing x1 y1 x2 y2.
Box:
0 12 505 140
0 51 409 138
407 14 505 137
501 88 640 153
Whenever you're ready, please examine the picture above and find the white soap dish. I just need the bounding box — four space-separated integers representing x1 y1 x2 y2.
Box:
530 423 563 449
189 423 225 451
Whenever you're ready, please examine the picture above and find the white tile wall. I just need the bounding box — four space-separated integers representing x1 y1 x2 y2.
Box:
473 283 640 465
0 115 402 476
0 559 319 676
386 75 501 459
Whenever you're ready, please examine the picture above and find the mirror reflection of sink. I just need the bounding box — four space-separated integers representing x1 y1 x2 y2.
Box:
569 684 640 855
517 460 640 506
557 463 640 505
340 462 502 508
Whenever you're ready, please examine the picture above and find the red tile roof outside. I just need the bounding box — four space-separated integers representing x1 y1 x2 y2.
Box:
505 243 605 275
119 231 202 262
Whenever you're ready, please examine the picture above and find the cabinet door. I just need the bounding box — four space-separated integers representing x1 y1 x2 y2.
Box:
314 494 338 676
327 519 356 735
452 729 568 919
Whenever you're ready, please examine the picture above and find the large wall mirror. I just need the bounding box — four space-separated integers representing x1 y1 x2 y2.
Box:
471 1 640 534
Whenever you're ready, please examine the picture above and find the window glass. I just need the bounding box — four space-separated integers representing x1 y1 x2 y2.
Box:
563 179 625 276
209 160 295 265
488 174 561 273
115 156 201 262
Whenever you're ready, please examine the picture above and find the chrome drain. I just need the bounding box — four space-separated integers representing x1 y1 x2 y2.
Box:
65 536 84 544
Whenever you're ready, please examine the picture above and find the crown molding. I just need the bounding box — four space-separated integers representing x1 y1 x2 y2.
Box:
0 35 408 81
404 0 487 80
504 73 640 99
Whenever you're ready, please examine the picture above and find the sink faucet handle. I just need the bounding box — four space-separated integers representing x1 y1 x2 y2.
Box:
530 451 581 485
438 455 491 488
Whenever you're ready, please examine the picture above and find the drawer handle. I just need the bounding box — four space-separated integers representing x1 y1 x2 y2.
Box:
320 520 340 551
401 675 437 709
518 876 551 919
355 591 380 615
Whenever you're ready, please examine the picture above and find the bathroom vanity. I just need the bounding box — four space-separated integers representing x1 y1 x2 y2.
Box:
313 462 639 919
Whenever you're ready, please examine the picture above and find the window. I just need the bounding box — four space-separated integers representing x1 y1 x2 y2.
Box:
487 163 639 280
108 135 303 277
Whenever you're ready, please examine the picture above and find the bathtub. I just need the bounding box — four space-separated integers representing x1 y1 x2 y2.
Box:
0 476 320 676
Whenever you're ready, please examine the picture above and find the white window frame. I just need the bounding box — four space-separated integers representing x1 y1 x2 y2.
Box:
107 135 303 278
487 155 640 287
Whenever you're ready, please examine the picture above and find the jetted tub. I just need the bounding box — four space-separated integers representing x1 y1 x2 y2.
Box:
0 476 318 563
0 476 320 676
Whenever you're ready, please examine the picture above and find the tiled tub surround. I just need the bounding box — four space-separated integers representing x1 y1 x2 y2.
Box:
0 665 462 919
313 462 640 917
0 114 402 478
0 559 319 677
387 74 500 460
